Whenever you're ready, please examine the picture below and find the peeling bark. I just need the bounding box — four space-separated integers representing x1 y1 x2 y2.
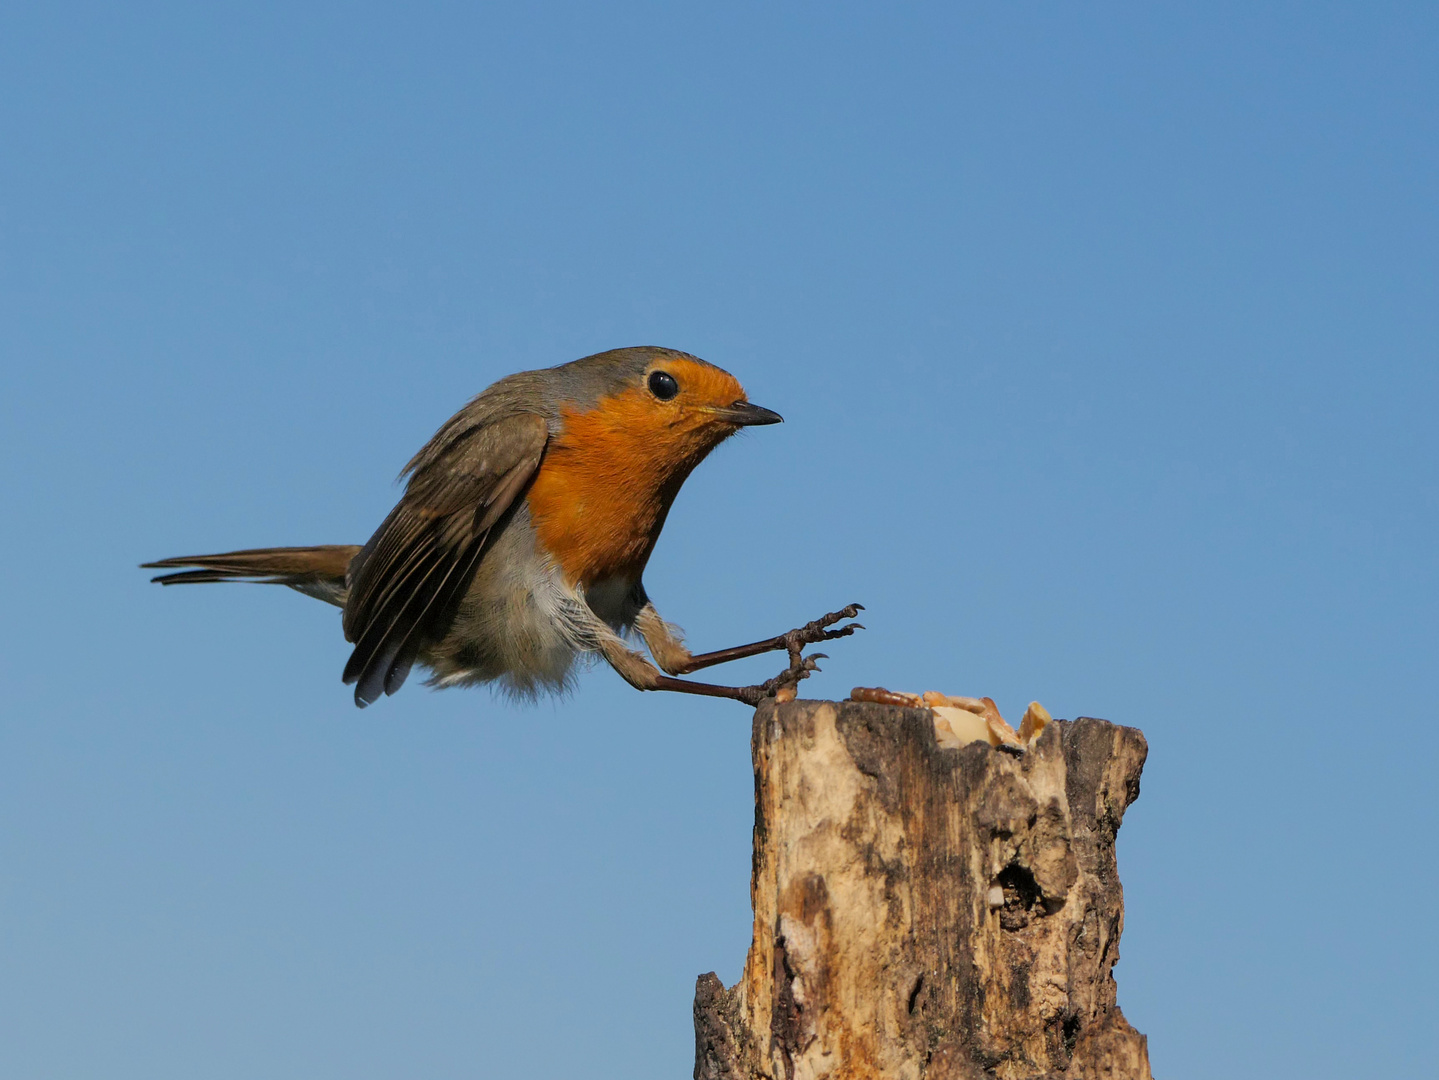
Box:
694 700 1151 1080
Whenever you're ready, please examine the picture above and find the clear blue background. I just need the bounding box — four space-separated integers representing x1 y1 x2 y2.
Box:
3 4 1435 1077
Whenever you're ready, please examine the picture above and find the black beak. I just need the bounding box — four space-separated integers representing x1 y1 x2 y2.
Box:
720 400 784 426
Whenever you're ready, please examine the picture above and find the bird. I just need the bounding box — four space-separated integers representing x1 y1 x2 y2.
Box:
144 346 861 708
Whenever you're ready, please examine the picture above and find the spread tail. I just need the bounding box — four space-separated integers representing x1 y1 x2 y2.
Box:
143 545 361 607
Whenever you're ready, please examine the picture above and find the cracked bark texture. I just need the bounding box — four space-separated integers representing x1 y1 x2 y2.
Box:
694 700 1151 1080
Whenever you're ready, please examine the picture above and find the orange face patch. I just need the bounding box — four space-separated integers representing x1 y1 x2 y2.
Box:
526 359 750 587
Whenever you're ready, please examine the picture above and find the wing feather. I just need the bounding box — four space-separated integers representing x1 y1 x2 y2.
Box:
341 412 549 706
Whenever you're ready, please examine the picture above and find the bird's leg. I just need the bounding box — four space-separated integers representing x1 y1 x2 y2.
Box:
595 634 767 704
636 603 865 676
598 617 844 707
647 650 828 706
640 648 829 707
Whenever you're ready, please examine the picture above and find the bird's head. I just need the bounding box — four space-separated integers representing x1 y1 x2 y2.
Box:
549 347 781 477
632 351 783 435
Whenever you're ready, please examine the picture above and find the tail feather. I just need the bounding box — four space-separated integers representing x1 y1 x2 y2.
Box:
143 545 361 607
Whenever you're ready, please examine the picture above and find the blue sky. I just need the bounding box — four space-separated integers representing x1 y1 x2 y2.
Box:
2 4 1435 1077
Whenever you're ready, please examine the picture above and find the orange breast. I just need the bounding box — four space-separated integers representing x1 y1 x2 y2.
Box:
525 386 733 587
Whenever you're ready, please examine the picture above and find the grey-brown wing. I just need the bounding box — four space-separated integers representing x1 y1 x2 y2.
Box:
341 411 549 707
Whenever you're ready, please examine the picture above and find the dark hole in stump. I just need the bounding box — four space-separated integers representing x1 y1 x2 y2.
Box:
907 973 924 1015
1062 1011 1082 1055
995 863 1041 931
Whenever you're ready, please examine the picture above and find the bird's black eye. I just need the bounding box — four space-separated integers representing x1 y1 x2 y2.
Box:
648 370 679 400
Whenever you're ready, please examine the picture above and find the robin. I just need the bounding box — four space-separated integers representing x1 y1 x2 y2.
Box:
145 346 861 707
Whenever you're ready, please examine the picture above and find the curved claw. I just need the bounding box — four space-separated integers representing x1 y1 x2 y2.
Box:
813 603 864 628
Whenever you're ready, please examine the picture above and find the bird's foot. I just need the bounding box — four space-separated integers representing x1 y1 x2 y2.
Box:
728 603 865 706
779 603 865 661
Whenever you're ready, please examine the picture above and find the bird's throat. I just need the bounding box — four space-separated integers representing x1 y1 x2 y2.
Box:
525 391 732 587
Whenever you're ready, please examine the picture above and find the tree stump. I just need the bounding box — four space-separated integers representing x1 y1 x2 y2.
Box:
693 699 1151 1080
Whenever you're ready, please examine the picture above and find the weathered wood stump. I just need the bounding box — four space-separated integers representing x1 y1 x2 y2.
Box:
694 699 1151 1080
